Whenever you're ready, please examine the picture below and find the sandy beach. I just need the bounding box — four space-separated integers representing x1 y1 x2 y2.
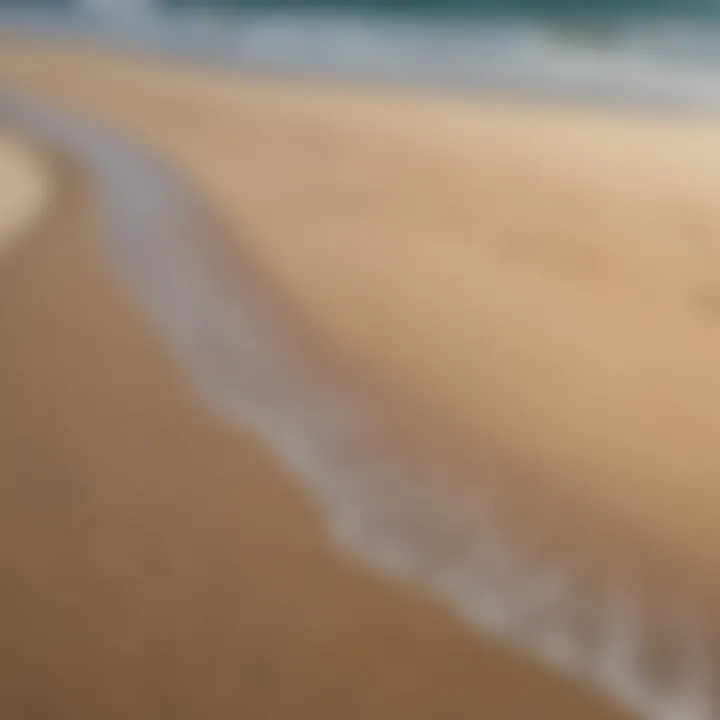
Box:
3 36 720 718
0 127 631 720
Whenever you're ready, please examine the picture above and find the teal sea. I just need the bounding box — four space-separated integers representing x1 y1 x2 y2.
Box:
163 0 720 27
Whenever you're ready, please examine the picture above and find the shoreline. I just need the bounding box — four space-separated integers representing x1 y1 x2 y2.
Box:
6 15 720 116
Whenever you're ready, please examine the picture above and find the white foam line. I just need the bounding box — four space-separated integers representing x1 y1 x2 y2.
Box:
2 91 718 719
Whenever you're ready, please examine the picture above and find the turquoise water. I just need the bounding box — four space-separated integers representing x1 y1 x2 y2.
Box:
158 0 718 23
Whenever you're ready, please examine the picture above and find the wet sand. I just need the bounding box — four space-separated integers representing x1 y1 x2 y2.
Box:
3 37 720 719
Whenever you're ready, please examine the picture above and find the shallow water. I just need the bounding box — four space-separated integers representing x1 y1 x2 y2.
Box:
3 90 720 719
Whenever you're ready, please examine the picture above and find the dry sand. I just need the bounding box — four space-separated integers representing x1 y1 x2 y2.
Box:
0 138 628 718
2 37 720 718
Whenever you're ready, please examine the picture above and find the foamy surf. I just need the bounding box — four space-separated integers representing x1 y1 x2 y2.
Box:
3 91 720 719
